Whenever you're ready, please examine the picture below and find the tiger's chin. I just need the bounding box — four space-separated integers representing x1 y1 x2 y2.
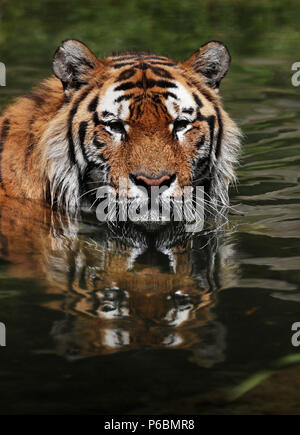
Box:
120 196 181 228
120 209 173 230
131 217 171 231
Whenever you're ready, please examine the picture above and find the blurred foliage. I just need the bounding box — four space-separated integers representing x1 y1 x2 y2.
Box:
0 0 300 67
228 353 300 402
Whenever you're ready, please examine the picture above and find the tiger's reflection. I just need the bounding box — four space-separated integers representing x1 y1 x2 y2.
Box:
0 198 238 367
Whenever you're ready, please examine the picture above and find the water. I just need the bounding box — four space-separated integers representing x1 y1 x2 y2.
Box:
0 0 300 414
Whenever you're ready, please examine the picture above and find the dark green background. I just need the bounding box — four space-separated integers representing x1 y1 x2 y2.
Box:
1 0 300 65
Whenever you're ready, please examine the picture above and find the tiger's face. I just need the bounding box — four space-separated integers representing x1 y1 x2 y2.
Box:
49 40 241 218
89 60 215 201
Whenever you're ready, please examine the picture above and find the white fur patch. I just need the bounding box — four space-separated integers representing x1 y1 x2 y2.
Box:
98 84 130 121
164 81 196 121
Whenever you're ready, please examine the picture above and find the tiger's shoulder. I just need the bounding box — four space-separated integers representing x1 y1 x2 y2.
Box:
0 77 64 201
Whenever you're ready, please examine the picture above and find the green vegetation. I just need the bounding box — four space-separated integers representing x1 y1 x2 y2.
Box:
1 0 300 67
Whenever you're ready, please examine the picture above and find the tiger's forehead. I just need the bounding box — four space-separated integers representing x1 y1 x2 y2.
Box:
94 54 215 121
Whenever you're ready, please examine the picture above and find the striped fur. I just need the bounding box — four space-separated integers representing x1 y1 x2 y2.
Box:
0 40 241 220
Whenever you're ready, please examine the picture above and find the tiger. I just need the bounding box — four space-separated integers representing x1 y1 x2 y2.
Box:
0 39 241 223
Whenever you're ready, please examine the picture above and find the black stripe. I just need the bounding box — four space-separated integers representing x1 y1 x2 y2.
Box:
193 93 203 108
68 86 94 166
189 81 215 104
151 94 161 103
134 63 149 71
214 106 223 158
115 79 177 92
149 66 173 79
93 138 108 162
197 111 215 156
88 96 99 112
0 119 10 187
195 135 206 149
161 91 178 100
129 103 135 118
115 93 134 103
182 107 194 115
114 81 139 91
93 111 101 126
25 117 36 169
151 102 159 116
99 154 107 162
117 68 136 81
134 102 143 117
146 79 177 89
193 136 210 180
93 137 106 149
207 116 215 153
102 111 114 118
78 121 89 163
149 96 168 114
112 62 136 69
25 141 34 168
199 86 215 103
194 158 210 180
73 80 89 90
148 61 176 67
24 93 44 169
68 108 79 165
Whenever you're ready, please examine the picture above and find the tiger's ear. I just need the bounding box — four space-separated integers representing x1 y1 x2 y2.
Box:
184 41 231 91
52 39 101 91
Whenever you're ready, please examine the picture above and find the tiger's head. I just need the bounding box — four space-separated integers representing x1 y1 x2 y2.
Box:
45 39 241 221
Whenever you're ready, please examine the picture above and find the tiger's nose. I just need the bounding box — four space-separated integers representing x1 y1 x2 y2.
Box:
130 173 176 189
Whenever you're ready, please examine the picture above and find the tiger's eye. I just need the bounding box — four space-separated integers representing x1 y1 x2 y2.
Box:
108 120 125 134
173 119 190 133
